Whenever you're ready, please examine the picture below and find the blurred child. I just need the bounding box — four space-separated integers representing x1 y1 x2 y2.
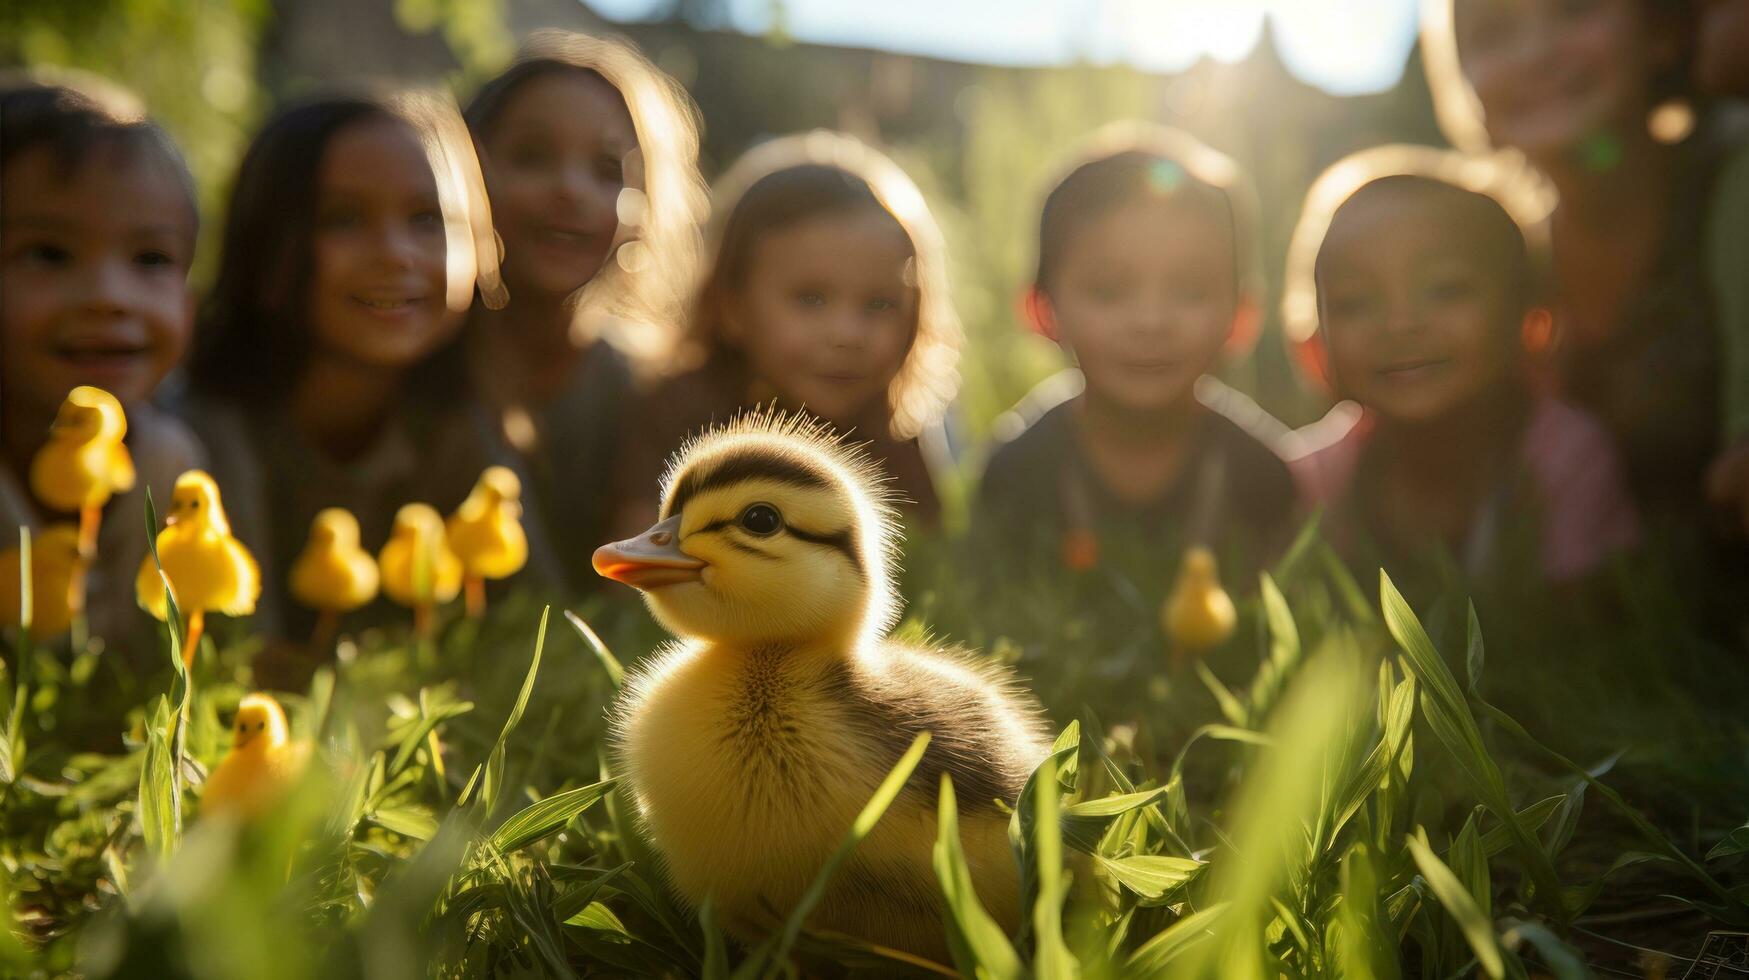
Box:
975 125 1296 582
1 74 206 656
613 131 960 532
464 31 707 590
1289 150 1639 585
1427 0 1735 528
183 92 550 649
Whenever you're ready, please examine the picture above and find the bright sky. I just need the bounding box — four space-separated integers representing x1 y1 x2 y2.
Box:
586 0 1423 96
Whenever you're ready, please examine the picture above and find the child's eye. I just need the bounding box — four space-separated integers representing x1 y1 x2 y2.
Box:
866 297 898 313
136 249 177 268
1325 294 1375 318
24 242 72 265
594 155 625 183
411 209 444 230
1424 279 1474 304
794 290 827 308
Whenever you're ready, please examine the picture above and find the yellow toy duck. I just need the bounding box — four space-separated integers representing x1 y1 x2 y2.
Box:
29 386 136 614
378 503 462 637
445 466 527 617
135 471 261 668
1 525 81 636
596 413 1050 960
1162 545 1236 668
290 507 379 648
200 693 310 820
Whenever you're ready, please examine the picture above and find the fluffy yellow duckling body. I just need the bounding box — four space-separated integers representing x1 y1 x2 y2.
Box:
290 508 379 614
1162 546 1236 667
446 466 527 616
379 504 462 634
0 525 80 636
136 471 260 665
28 386 135 519
200 693 310 820
597 414 1049 960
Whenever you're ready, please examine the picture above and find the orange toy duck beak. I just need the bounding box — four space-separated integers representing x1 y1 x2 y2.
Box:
593 515 706 590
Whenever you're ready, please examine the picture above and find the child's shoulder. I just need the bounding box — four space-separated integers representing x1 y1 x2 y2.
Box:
982 370 1082 482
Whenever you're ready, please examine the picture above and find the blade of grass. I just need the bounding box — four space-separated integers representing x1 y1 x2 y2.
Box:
490 779 616 853
933 774 1024 980
464 605 548 811
564 609 624 690
1406 829 1504 979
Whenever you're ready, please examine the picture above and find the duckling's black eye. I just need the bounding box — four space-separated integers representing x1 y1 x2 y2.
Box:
738 503 782 536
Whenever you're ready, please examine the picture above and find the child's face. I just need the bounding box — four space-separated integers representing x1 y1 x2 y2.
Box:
1696 0 1749 97
309 117 459 369
1317 186 1522 426
725 207 917 427
481 72 636 300
0 144 194 412
1455 0 1665 161
1044 195 1238 415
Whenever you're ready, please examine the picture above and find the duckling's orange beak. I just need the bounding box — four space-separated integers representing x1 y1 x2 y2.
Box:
593 515 705 590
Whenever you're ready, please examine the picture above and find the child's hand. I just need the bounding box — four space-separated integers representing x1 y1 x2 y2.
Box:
1705 440 1749 535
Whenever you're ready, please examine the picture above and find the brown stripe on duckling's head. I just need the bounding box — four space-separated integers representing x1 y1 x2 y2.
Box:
662 450 836 521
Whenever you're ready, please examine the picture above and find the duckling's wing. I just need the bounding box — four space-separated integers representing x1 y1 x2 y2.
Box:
135 550 169 620
846 644 1053 811
109 444 136 493
219 539 261 616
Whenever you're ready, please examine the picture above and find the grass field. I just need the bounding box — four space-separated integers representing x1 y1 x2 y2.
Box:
2 512 1746 978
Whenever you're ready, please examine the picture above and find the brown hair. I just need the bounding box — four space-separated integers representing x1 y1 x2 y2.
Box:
1034 122 1261 301
687 132 961 441
190 89 502 405
466 30 707 364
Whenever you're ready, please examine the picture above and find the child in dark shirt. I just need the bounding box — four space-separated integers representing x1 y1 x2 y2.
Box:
975 124 1298 592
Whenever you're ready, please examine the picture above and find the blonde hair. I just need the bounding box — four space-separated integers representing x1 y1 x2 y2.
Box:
1280 144 1556 348
467 29 708 365
689 131 962 441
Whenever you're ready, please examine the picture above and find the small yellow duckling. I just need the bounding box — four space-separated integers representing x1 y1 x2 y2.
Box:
29 386 136 615
200 693 311 820
378 503 462 637
445 466 527 617
290 508 379 649
135 471 261 668
597 413 1050 961
0 525 81 636
1162 545 1236 668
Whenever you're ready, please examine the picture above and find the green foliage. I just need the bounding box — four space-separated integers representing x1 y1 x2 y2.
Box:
0 529 1742 976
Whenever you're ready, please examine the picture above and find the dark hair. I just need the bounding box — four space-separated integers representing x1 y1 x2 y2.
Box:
1315 174 1535 315
0 74 197 226
189 96 478 407
1035 125 1259 299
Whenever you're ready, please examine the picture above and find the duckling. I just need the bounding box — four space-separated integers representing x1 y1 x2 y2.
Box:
0 525 81 636
135 471 261 668
29 386 136 533
1161 545 1236 668
596 413 1050 960
29 386 136 614
378 503 462 637
200 693 311 820
446 466 527 617
290 508 379 650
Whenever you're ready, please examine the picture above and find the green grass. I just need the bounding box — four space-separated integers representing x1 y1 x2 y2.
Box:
0 523 1746 978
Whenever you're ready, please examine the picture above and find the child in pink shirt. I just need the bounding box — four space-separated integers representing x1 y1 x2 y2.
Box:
1290 163 1639 584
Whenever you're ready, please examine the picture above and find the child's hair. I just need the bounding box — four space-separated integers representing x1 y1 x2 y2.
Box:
0 69 196 224
1281 145 1554 388
465 29 707 361
189 90 502 407
1033 122 1261 301
1420 0 1699 153
689 131 960 440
